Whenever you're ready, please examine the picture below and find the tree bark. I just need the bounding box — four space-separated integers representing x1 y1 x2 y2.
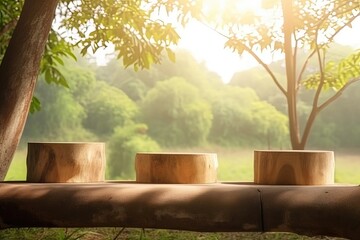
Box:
281 0 302 150
0 0 59 180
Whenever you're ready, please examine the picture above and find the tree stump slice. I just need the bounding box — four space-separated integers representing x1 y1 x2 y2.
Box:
135 153 218 184
26 142 106 183
254 150 334 185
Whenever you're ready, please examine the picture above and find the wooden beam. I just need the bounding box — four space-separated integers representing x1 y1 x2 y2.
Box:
0 182 261 231
260 185 360 238
0 182 359 239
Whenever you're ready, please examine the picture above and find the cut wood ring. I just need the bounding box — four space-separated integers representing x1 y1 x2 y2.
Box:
135 152 218 184
26 142 106 183
254 150 335 185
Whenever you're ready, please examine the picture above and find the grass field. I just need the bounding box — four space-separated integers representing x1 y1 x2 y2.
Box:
2 147 358 239
6 147 360 183
0 228 340 240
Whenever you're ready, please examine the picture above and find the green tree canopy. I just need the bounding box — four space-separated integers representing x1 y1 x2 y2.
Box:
108 123 160 179
83 81 139 137
22 78 93 142
61 63 97 105
141 77 212 147
152 50 223 89
251 101 289 149
208 86 288 147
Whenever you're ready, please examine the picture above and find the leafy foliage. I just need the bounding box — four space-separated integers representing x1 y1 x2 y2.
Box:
303 50 360 91
40 30 76 88
216 0 359 56
23 78 94 142
251 101 289 149
141 77 212 147
108 124 160 179
96 59 150 102
57 0 202 71
152 50 223 89
208 86 288 148
82 82 139 137
1 0 204 111
208 87 258 146
61 63 98 105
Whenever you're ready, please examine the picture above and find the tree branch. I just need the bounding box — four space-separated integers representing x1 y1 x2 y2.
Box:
297 49 316 87
293 37 299 91
300 31 325 148
198 21 287 96
326 12 360 43
318 78 360 112
297 4 359 86
314 1 355 29
242 43 287 96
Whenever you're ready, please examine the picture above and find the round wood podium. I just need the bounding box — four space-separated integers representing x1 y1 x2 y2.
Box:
254 150 335 185
26 142 106 183
135 153 218 184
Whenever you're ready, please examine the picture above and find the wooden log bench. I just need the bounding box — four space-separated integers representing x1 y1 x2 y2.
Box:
0 182 359 239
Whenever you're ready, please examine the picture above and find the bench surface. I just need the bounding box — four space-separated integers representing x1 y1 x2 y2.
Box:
0 182 359 239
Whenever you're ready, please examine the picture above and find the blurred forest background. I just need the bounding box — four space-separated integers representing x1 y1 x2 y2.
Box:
0 42 354 182
6 43 359 182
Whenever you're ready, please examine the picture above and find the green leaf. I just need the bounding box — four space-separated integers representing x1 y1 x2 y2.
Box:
53 55 64 65
166 48 176 62
44 69 52 84
29 96 41 114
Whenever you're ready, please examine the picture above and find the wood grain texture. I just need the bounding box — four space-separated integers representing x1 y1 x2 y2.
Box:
135 153 218 184
26 142 105 183
254 150 334 185
0 182 261 232
0 182 359 239
0 0 59 180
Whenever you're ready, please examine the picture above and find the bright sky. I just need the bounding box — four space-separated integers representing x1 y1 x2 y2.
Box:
175 18 360 83
94 4 360 84
176 20 260 83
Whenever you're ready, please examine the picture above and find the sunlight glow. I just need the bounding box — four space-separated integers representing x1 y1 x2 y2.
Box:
93 0 360 84
175 0 360 83
177 21 260 83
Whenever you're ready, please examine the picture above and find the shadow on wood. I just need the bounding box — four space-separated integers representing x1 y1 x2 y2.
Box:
0 182 359 239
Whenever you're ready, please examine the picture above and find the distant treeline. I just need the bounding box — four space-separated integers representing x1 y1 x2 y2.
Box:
21 48 360 178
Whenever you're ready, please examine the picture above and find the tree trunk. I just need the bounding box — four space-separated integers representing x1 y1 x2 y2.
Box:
27 142 106 183
0 0 59 180
281 0 302 150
